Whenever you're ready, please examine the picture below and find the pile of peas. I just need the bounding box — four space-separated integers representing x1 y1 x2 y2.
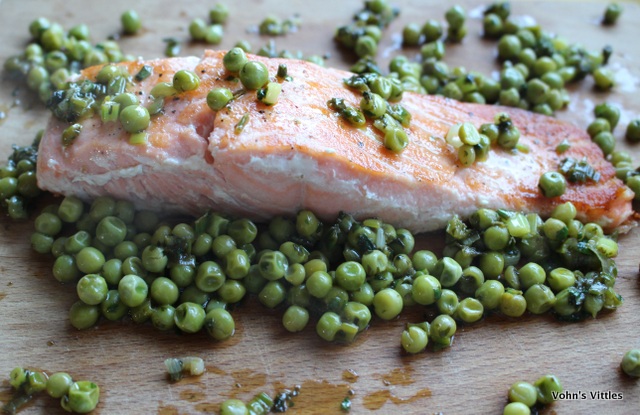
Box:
257 14 301 36
584 102 640 201
3 17 133 107
46 60 202 146
442 203 621 322
334 0 399 59
29 188 621 354
330 72 411 153
346 1 615 117
503 374 562 415
4 367 99 414
188 3 228 45
0 134 41 220
207 48 285 112
445 112 522 166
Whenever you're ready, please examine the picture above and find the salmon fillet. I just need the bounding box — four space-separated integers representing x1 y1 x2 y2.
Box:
36 50 634 233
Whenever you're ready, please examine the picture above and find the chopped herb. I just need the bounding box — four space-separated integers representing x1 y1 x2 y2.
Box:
328 98 366 127
134 65 153 82
559 157 601 183
129 131 148 145
340 397 352 412
235 113 250 134
62 123 82 147
257 82 282 106
163 38 180 57
276 63 288 79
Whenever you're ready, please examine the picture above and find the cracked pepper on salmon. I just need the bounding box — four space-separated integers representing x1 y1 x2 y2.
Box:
36 50 634 233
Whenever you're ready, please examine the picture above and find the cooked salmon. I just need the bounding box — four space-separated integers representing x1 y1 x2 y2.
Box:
36 50 634 233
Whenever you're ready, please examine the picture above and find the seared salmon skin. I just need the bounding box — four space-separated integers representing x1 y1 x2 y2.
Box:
36 50 634 233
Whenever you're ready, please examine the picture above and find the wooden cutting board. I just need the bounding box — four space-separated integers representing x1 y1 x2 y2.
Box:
0 1 639 414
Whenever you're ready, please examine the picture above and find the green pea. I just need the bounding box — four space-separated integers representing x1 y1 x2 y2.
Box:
258 280 286 308
76 247 105 274
212 234 236 257
282 305 309 333
118 274 148 307
553 287 582 317
305 271 332 298
500 289 527 317
355 35 377 58
53 255 81 283
200 1 229 24
547 267 575 292
258 250 288 281
372 288 403 320
227 218 258 244
0 177 18 199
63 381 100 414
220 47 249 75
402 23 422 46
218 280 246 303
203 308 235 340
503 402 530 415
350 282 374 306
195 261 225 292
76 274 108 305
129 298 153 324
69 300 100 330
421 19 443 42
594 102 621 130
316 311 342 341
121 10 142 34
119 105 150 133
34 212 62 236
100 289 128 321
534 374 563 405
538 171 566 198
518 262 546 290
621 349 640 377
220 399 248 415
174 302 206 333
173 70 200 93
475 280 505 310
483 225 510 251
593 131 615 155
141 245 168 273
433 257 462 287
543 218 568 241
401 326 429 354
626 119 640 143
335 261 366 291
499 87 520 107
454 297 484 323
436 289 459 315
9 367 27 390
25 371 48 394
458 266 485 295
497 34 522 61
189 18 208 41
31 232 53 254
508 381 538 407
429 314 456 347
525 78 549 105
46 372 74 398
17 171 40 197
524 284 556 314
150 277 179 305
239 61 269 90
151 305 175 330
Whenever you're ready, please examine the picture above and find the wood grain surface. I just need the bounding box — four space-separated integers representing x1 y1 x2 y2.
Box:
0 1 639 414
